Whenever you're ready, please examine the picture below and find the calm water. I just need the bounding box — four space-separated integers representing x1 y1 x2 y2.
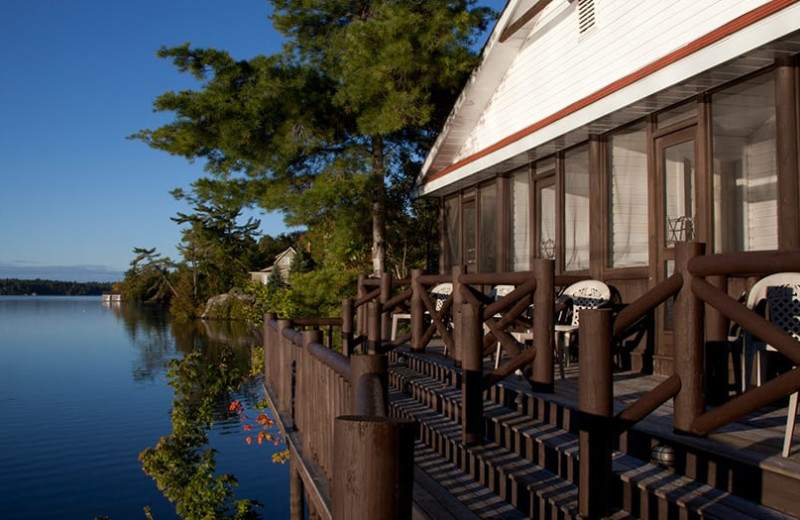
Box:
0 296 289 519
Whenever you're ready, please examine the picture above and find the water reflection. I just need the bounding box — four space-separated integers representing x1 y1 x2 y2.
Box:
106 304 272 518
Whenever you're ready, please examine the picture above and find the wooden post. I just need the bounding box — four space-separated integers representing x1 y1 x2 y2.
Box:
357 274 367 338
461 301 484 446
410 269 424 352
674 241 706 433
301 330 321 431
341 299 354 357
263 313 274 384
578 309 613 519
367 301 381 355
289 455 304 520
776 55 800 250
532 258 555 392
452 265 464 367
333 416 416 520
380 272 392 342
277 319 292 415
350 354 388 416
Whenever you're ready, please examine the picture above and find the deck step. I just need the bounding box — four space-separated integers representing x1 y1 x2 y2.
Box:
390 388 586 519
389 351 795 520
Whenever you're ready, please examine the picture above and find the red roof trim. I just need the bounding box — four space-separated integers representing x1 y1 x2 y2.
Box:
423 0 798 186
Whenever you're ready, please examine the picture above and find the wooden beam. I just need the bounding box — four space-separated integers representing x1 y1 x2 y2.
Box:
499 0 554 42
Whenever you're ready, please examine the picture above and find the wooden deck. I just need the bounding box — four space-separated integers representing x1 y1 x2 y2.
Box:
390 341 800 519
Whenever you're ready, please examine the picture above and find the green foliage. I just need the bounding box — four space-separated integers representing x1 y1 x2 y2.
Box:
0 279 113 296
122 247 177 305
139 347 261 519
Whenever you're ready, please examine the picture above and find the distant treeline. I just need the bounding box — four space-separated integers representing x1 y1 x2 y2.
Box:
0 278 114 296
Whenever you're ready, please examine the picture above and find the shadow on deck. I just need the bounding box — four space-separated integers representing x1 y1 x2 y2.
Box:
388 341 800 519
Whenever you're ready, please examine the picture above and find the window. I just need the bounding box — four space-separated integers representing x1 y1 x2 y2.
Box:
443 195 460 269
564 145 590 271
509 168 531 271
608 123 648 267
479 182 497 272
711 72 777 252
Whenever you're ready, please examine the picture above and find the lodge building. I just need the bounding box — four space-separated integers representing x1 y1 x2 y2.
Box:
418 0 800 376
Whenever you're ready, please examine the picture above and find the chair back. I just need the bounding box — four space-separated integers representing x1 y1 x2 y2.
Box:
430 283 453 312
757 273 800 341
562 280 611 326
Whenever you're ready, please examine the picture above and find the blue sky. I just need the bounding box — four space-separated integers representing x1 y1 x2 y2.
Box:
0 0 288 282
0 1 497 283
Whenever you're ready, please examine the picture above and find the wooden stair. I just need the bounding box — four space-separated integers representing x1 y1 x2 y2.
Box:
388 346 798 520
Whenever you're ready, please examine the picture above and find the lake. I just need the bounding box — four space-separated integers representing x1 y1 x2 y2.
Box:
0 296 289 519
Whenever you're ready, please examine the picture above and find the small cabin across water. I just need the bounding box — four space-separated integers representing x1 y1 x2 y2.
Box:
418 0 800 376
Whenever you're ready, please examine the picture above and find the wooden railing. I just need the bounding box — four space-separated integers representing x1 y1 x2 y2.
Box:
577 243 800 517
263 315 415 520
267 243 799 519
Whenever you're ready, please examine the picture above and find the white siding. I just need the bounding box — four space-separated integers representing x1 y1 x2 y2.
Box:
456 0 773 163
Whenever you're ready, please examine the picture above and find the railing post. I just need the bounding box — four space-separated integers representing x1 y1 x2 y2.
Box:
333 416 416 520
461 301 485 446
380 272 392 342
452 265 464 367
674 241 706 433
299 329 321 435
289 454 305 520
578 309 613 519
342 298 354 357
350 354 388 416
410 269 424 352
263 313 274 385
532 258 555 392
277 319 292 415
357 274 367 338
367 301 381 355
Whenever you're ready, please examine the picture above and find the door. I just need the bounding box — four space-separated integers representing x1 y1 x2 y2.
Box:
654 127 697 358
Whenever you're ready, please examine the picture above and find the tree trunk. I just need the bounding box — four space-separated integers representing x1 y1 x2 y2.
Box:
371 135 387 277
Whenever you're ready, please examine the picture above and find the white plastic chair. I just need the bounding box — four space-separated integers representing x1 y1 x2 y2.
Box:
390 283 453 341
489 285 518 368
554 280 612 368
737 272 799 457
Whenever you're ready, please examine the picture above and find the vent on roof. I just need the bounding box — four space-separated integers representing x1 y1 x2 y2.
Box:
577 0 596 35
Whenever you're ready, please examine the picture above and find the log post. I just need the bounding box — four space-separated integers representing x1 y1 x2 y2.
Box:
277 319 292 415
578 309 613 519
461 301 485 446
532 258 555 392
674 241 706 433
333 416 416 520
367 301 381 355
263 313 274 384
452 265 464 367
341 299 354 357
357 274 367 338
380 272 392 342
410 269 424 352
350 354 388 416
289 455 304 520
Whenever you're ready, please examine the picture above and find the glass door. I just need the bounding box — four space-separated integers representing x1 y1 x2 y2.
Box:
655 127 696 341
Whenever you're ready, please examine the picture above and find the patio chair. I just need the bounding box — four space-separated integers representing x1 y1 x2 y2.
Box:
390 283 454 341
554 280 612 369
735 272 799 457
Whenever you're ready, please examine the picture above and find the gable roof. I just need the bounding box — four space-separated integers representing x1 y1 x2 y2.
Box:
418 0 800 198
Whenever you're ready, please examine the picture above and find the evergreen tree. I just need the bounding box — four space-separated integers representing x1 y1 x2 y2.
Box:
131 1 495 277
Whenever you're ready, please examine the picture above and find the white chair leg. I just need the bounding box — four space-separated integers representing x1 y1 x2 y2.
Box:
495 342 502 369
391 315 399 341
783 391 798 458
